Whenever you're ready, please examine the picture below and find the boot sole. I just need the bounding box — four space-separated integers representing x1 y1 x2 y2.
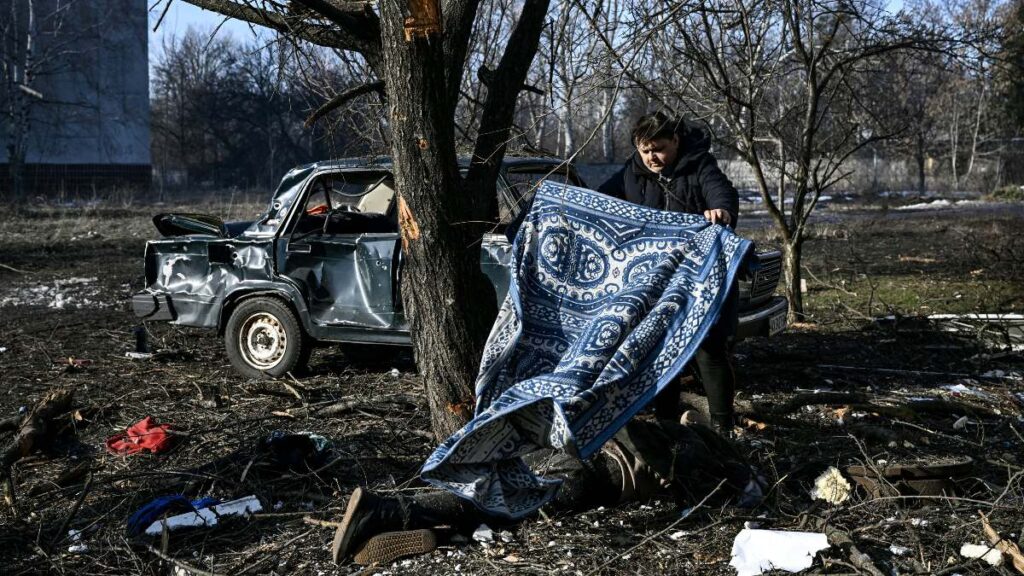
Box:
332 487 366 563
353 529 437 565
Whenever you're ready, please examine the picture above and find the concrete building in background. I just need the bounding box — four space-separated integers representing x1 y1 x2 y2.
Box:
0 0 150 195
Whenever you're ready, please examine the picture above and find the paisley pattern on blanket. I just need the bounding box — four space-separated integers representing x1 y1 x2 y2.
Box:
421 182 752 518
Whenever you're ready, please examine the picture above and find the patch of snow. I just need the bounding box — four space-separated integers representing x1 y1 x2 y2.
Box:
0 277 112 309
898 199 952 210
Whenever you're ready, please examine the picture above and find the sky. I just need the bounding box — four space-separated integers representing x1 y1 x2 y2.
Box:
147 0 909 64
148 1 260 63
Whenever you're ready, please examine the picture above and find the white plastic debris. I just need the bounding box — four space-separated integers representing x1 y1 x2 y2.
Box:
68 528 83 542
0 347 7 353
124 351 153 360
668 530 689 541
889 544 911 556
389 368 400 378
729 529 830 576
959 543 1003 566
811 467 852 505
472 524 494 543
910 518 929 527
953 416 969 430
144 495 262 535
67 544 89 554
944 383 993 400
499 531 514 543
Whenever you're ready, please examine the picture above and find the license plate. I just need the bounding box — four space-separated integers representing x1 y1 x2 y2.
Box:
768 311 787 336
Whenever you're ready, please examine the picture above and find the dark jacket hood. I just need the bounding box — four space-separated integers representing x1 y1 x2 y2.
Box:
629 119 713 179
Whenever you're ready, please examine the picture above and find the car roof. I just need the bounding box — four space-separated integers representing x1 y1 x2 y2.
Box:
296 155 571 173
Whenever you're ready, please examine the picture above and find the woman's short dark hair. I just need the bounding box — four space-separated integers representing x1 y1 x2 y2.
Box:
631 111 679 145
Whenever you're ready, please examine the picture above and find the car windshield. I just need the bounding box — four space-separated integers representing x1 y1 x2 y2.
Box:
499 164 582 223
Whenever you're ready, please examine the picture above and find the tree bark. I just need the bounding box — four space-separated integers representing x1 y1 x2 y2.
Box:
782 240 803 322
376 0 497 441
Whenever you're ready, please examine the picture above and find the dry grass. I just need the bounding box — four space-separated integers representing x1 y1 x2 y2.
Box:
0 196 1021 575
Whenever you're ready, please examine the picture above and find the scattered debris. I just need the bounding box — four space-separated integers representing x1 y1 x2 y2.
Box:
0 277 110 309
259 431 333 470
124 351 153 360
143 495 262 535
943 383 994 400
127 495 221 535
729 529 830 576
889 544 911 556
846 457 974 497
811 466 852 505
472 524 494 543
953 415 969 430
105 416 177 455
0 388 74 480
979 511 1024 574
960 543 1004 566
390 368 401 379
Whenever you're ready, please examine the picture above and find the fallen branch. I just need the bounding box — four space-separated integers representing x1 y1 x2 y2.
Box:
0 262 30 274
979 511 1024 574
0 389 74 480
821 523 886 576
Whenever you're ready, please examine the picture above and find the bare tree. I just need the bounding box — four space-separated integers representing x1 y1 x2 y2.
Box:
177 0 550 439
633 0 965 320
0 0 79 201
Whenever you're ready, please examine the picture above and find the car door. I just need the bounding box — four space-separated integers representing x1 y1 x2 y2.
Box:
278 171 403 330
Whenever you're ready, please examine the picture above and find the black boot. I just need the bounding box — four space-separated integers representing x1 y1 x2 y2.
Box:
332 488 411 563
332 488 479 563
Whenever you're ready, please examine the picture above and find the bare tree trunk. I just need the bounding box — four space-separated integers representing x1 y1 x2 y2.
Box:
601 88 615 162
377 0 498 441
782 240 803 322
915 130 926 196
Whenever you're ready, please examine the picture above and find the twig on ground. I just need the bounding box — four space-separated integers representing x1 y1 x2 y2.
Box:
303 516 341 528
0 262 30 274
143 542 224 576
52 472 93 550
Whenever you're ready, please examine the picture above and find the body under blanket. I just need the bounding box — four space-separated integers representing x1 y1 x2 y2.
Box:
421 182 753 518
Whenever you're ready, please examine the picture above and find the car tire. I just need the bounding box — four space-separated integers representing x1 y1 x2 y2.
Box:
225 297 309 379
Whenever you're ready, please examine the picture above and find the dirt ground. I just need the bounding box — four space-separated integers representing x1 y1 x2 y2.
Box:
0 195 1022 575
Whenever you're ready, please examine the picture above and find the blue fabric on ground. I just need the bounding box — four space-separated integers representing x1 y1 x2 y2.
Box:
127 495 221 535
421 182 753 518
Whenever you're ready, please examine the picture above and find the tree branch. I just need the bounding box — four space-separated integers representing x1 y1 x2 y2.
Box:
180 0 380 65
464 0 551 203
304 80 384 127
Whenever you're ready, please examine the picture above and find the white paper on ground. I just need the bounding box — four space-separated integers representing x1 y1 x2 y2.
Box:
729 529 830 576
144 495 262 536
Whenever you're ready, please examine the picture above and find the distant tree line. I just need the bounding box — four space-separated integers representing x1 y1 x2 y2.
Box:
150 29 382 192
152 0 1023 199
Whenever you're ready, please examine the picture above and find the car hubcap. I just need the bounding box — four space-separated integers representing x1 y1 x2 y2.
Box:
239 312 287 370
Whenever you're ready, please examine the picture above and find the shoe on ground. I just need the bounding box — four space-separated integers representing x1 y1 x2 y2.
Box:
353 529 437 565
332 487 395 563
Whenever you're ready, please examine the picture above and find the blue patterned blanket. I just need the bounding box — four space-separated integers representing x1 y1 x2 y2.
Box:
421 182 752 518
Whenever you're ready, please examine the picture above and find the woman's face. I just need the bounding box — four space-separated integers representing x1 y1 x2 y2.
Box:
636 135 679 173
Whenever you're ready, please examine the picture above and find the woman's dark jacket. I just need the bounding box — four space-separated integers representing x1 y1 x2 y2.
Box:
598 121 739 227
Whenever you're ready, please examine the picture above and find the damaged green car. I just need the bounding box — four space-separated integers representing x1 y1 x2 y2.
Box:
132 157 788 378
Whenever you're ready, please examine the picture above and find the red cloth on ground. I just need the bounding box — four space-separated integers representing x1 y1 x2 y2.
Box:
105 416 175 455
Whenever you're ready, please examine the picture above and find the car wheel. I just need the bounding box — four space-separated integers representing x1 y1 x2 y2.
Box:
225 297 309 378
